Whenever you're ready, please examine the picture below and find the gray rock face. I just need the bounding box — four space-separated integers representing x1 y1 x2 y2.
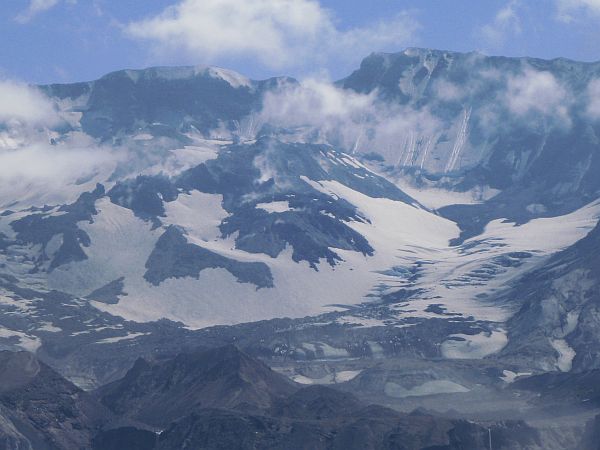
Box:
96 345 296 428
0 351 112 449
86 278 127 305
9 185 105 272
92 346 542 450
43 66 296 141
144 226 274 289
340 48 600 240
499 222 600 372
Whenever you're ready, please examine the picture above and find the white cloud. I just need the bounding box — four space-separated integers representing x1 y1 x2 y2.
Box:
125 0 418 71
433 80 466 102
0 132 123 209
0 80 60 127
254 78 441 158
477 0 522 48
16 0 59 23
0 79 121 205
504 68 571 123
586 79 600 120
556 0 600 22
0 133 117 183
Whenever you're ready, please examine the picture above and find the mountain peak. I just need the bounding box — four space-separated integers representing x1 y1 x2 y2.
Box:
100 65 253 89
97 345 297 427
0 351 40 391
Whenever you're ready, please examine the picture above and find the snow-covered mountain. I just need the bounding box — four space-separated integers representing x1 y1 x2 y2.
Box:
1 49 600 403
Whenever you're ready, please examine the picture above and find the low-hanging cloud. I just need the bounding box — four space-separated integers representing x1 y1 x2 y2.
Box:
0 80 123 207
504 68 571 124
586 79 600 120
255 78 442 160
125 0 419 72
0 133 118 183
247 61 580 173
0 80 60 127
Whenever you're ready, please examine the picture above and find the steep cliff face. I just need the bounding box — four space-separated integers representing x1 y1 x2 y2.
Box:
340 49 600 240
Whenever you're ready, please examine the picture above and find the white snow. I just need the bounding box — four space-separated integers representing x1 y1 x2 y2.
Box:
550 338 576 372
336 316 388 328
206 67 252 89
0 328 41 352
318 343 350 359
500 370 532 383
11 150 596 344
445 107 471 173
37 322 62 333
142 143 219 177
335 370 362 382
394 181 500 209
291 370 362 385
441 330 508 359
80 182 600 330
385 380 470 398
96 332 149 344
163 191 228 242
255 200 293 214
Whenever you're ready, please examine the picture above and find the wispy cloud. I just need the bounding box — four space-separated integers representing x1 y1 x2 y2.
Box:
586 79 600 120
124 0 419 72
252 77 442 161
476 0 522 49
555 0 600 22
0 80 60 127
0 80 121 207
504 68 571 124
15 0 65 23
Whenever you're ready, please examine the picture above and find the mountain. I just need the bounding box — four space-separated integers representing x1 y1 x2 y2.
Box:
92 346 542 450
1 48 600 448
41 65 295 142
499 221 600 372
0 351 112 449
96 345 296 427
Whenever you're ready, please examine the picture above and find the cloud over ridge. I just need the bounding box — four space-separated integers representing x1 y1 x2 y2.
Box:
125 0 419 71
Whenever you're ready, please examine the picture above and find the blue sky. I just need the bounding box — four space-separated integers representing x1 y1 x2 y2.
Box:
2 0 600 84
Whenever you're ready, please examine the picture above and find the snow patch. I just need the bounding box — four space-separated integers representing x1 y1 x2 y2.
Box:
550 338 575 372
385 380 470 398
255 200 293 214
291 370 362 385
500 370 532 383
441 330 508 359
394 181 500 209
0 328 41 352
96 332 149 344
206 67 252 89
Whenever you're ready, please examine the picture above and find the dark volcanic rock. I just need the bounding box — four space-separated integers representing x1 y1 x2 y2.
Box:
92 427 158 450
579 414 600 450
96 345 297 428
144 225 274 288
94 346 542 450
0 351 112 449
